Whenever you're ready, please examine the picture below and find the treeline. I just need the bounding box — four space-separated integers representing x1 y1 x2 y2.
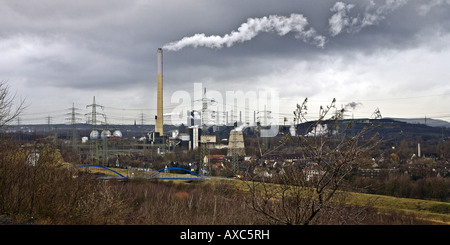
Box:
351 174 449 202
350 138 450 202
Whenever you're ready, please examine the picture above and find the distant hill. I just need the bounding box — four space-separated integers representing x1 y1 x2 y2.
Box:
292 118 450 146
386 118 450 128
3 117 450 144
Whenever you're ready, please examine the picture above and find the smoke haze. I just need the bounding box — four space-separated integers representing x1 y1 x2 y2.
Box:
164 0 413 51
162 13 326 51
344 101 363 110
329 0 409 36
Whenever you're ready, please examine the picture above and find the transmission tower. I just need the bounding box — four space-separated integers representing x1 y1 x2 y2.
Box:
65 103 82 151
197 88 217 177
140 112 146 126
46 115 52 125
86 96 105 164
102 115 110 166
232 130 238 174
371 107 382 119
257 105 272 149
86 96 105 129
200 88 209 177
46 115 52 134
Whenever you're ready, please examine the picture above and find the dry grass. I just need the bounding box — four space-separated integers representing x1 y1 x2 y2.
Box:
343 192 450 224
1 142 446 225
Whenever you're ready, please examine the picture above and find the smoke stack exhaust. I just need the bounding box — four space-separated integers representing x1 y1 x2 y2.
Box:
156 48 164 135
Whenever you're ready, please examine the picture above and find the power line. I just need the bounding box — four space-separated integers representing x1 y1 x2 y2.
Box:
86 96 105 128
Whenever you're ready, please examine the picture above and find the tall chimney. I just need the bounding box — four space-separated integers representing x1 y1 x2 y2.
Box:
418 143 421 158
156 48 164 136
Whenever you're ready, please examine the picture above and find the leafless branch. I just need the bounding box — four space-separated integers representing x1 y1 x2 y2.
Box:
0 81 27 128
246 97 380 225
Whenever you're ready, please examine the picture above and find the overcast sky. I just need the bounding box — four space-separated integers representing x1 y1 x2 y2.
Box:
1 0 450 126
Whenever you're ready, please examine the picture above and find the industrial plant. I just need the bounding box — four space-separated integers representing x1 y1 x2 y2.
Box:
3 48 449 181
2 48 254 177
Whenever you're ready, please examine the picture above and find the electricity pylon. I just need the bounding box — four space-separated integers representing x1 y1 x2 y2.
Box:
65 103 82 152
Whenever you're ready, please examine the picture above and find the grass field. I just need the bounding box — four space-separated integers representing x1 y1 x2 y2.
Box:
344 192 450 224
76 165 450 225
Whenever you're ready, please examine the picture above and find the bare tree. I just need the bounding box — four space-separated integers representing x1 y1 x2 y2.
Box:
0 81 26 128
246 98 380 225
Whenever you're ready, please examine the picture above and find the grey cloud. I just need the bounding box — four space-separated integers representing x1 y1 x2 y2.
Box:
1 0 450 125
329 2 356 36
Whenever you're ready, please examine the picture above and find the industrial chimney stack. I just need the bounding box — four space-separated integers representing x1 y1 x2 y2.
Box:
156 48 164 136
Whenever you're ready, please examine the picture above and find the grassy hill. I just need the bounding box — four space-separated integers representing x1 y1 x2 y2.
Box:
81 164 450 225
344 191 450 224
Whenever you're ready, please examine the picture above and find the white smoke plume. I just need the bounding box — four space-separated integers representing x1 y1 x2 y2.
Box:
417 0 450 16
344 101 363 110
329 2 357 37
329 0 409 36
361 0 409 27
305 124 329 137
162 13 326 51
233 121 257 131
164 1 411 51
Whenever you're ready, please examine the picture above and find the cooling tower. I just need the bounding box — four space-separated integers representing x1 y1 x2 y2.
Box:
227 130 245 157
156 48 164 135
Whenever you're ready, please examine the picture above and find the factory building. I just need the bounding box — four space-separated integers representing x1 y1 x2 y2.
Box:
187 126 201 150
186 110 202 127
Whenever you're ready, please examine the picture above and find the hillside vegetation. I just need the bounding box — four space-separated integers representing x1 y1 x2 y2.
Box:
1 147 448 225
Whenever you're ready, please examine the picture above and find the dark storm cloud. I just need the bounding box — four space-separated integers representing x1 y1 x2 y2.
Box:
162 0 450 70
1 0 449 124
3 0 449 88
158 0 450 105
